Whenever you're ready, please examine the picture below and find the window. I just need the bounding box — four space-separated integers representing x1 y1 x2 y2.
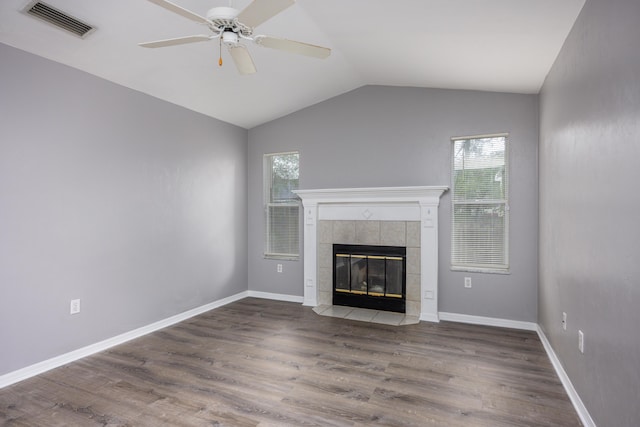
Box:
264 152 300 259
451 134 509 272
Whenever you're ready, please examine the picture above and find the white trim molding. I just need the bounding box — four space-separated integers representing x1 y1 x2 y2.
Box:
0 291 249 389
537 326 597 427
294 186 448 322
247 290 304 303
439 312 537 331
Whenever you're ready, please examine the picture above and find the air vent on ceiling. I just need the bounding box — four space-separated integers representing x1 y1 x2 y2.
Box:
24 1 95 38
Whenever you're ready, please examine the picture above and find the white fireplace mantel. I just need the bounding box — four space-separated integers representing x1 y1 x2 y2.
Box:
293 186 448 322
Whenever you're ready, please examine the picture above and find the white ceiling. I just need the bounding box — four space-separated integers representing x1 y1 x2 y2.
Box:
0 0 585 129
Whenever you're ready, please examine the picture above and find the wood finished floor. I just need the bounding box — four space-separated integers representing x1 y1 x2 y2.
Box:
0 298 582 426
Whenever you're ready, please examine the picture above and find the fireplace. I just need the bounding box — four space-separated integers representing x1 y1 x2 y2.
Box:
333 244 406 313
293 186 448 322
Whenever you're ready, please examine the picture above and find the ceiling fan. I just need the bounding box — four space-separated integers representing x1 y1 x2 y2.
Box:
140 0 331 75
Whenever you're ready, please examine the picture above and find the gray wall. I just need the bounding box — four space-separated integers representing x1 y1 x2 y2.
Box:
538 0 640 425
0 43 248 376
248 86 539 322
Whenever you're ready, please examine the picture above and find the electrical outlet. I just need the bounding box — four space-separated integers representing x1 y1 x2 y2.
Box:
562 312 567 330
464 277 472 288
277 264 283 273
578 330 584 353
70 299 80 315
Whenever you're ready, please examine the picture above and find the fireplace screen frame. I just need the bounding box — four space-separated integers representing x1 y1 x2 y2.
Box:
333 244 406 313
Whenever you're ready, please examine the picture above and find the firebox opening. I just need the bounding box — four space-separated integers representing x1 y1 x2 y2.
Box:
333 244 406 313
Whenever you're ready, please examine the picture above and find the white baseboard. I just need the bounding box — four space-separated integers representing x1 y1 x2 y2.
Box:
247 290 304 303
536 326 596 427
438 312 538 331
0 291 248 389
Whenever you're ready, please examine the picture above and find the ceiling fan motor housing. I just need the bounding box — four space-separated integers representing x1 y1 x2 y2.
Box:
206 6 252 39
206 7 237 21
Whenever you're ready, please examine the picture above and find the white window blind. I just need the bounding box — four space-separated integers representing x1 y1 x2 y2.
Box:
264 152 300 259
451 135 509 272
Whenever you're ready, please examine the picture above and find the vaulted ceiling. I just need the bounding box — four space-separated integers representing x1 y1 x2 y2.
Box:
0 0 585 128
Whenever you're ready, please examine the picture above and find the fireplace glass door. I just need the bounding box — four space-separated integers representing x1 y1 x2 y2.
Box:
333 244 406 313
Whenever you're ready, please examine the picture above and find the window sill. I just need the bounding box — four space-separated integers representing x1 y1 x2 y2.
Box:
265 254 299 261
451 266 510 275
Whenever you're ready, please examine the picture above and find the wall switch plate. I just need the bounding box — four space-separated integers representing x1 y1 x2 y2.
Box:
424 290 434 299
562 312 567 330
464 277 472 288
578 330 584 353
277 264 283 273
70 299 80 315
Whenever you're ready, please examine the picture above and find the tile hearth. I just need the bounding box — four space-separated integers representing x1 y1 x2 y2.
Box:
312 305 419 326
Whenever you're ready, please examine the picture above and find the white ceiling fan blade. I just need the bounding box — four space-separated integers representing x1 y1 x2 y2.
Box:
255 36 330 59
228 45 257 75
139 35 212 48
236 0 295 29
146 0 208 24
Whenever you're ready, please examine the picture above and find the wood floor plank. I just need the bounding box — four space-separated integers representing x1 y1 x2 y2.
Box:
0 298 582 426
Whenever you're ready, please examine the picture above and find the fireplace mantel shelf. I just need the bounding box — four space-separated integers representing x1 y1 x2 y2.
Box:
293 186 449 204
294 186 448 323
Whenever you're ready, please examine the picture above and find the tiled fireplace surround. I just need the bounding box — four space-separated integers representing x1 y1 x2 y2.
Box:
294 186 448 322
317 220 421 316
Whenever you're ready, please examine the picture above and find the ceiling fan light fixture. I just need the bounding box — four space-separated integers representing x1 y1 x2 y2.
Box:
222 31 239 45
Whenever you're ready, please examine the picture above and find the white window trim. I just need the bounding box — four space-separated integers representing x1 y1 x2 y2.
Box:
450 133 510 274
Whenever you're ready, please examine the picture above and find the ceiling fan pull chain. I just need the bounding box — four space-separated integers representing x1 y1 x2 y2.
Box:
219 35 223 67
